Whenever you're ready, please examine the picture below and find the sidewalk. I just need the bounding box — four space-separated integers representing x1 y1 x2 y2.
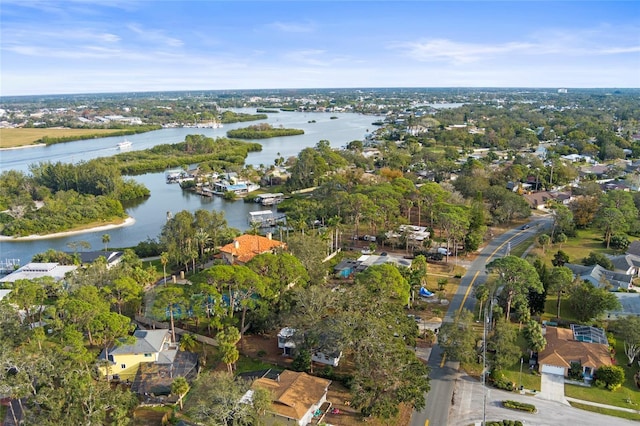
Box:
565 396 640 414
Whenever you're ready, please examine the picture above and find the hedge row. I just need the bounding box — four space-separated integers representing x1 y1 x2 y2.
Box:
502 400 536 413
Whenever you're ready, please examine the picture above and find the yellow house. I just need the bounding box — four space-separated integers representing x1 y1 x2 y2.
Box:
98 329 177 380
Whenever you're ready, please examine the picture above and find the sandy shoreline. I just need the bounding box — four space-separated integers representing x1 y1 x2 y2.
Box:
0 143 47 151
0 217 136 241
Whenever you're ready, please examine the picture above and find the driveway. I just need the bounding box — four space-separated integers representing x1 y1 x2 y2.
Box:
537 372 569 405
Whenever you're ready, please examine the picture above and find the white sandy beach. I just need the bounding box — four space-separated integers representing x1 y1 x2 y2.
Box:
0 143 47 151
0 217 136 241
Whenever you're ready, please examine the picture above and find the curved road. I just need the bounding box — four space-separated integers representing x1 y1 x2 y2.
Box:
411 215 553 426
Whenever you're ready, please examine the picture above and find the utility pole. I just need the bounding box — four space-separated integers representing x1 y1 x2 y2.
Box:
519 357 524 392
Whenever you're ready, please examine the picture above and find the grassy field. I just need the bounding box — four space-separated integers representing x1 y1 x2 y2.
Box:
0 128 122 148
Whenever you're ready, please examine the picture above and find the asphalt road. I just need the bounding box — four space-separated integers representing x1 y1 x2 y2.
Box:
411 215 553 426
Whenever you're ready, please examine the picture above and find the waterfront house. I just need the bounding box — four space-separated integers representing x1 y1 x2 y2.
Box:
219 233 286 265
0 262 78 285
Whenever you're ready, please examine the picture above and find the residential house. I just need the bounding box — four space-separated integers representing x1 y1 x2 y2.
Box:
564 263 634 291
98 329 178 380
523 191 553 210
607 253 640 278
538 325 612 379
0 262 78 285
277 327 343 367
627 240 640 257
250 369 332 426
65 250 124 269
219 233 286 265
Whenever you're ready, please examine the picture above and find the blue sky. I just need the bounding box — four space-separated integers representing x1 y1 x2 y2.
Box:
1 1 639 96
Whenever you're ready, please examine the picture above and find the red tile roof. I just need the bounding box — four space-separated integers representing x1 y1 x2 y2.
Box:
219 234 286 264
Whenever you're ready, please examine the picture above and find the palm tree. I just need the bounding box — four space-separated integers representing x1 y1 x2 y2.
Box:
160 252 169 285
102 233 111 251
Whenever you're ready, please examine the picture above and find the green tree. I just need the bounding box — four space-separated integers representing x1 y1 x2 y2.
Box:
439 309 477 364
490 318 520 371
91 311 134 380
610 317 640 366
217 326 240 373
595 365 625 391
523 320 546 353
355 263 411 307
595 207 627 249
569 282 621 322
153 286 186 342
583 251 614 270
186 371 258 425
104 276 143 315
102 233 110 251
546 266 574 319
536 234 551 255
474 284 490 320
171 376 190 410
486 256 543 320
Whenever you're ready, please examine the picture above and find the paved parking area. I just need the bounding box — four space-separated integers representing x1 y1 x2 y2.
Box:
537 372 569 405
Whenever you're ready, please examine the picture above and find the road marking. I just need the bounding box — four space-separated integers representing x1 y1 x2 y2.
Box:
456 229 528 311
458 270 480 314
440 353 447 368
425 420 429 426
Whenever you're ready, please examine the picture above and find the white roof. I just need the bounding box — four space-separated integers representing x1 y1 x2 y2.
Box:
0 262 78 283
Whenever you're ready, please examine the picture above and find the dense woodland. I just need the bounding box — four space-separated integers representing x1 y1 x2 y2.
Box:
226 123 304 139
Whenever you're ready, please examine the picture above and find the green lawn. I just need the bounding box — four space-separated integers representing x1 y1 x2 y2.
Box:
540 296 581 324
501 333 541 391
235 355 283 374
568 401 640 421
538 228 618 266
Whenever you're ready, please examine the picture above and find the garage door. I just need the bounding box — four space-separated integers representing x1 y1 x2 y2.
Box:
541 364 565 375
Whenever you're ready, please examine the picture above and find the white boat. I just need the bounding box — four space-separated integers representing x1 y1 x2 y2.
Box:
117 139 132 149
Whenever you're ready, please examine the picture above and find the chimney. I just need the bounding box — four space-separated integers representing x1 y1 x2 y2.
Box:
266 232 272 240
234 240 240 249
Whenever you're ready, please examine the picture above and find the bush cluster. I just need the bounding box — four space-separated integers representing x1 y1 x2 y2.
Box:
502 400 536 413
486 421 524 426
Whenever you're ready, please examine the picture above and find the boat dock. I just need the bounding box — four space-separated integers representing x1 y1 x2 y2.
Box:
248 210 287 228
0 259 21 275
254 193 284 206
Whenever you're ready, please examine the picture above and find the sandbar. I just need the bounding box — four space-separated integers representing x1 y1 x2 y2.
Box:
0 217 136 241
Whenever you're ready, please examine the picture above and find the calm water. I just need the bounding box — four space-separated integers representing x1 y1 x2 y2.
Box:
0 110 382 263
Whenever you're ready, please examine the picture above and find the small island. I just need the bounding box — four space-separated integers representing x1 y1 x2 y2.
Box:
226 123 304 139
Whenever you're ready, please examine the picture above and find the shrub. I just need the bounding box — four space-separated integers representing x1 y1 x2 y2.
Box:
568 362 583 381
502 400 536 413
486 422 524 426
595 365 625 391
256 350 266 358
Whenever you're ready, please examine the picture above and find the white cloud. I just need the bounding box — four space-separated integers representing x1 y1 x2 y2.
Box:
268 21 314 33
127 23 183 48
396 39 535 64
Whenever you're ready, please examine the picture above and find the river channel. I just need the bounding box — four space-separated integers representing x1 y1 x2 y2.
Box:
0 109 383 263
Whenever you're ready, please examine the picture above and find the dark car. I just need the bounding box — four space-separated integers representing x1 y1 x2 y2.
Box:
380 252 388 256
520 224 530 230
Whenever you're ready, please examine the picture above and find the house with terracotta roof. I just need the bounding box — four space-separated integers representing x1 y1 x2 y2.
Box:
219 233 286 265
538 325 612 379
250 369 331 425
